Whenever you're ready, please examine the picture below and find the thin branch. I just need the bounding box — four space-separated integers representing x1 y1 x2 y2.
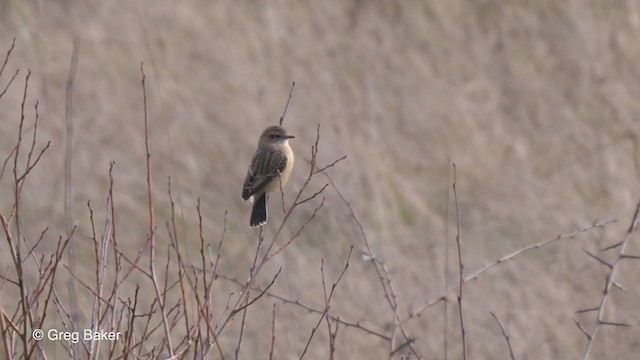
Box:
64 37 80 354
278 172 287 214
231 267 282 316
88 190 112 359
279 81 295 126
0 38 15 78
611 280 627 293
141 62 174 357
599 320 630 327
295 184 329 206
452 164 467 360
577 306 599 314
313 155 347 175
12 68 31 360
404 219 616 324
267 197 325 262
321 259 335 359
300 247 353 359
574 319 591 340
269 303 277 360
321 170 420 358
490 312 515 360
212 271 390 341
0 37 18 100
581 249 612 269
581 200 640 360
601 240 623 252
167 176 191 346
0 147 16 185
0 69 18 100
234 228 265 360
390 338 416 357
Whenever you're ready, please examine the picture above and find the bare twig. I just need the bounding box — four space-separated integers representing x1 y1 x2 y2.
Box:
88 191 113 359
65 38 81 351
490 312 515 360
452 164 467 359
265 303 276 360
231 268 282 316
167 177 191 347
0 38 15 79
196 200 226 351
235 228 265 359
141 62 174 357
212 270 390 341
321 261 334 358
313 155 347 175
0 68 18 100
578 200 640 360
574 318 591 340
0 147 16 185
16 100 51 190
389 338 416 357
300 247 353 359
295 184 329 206
279 81 295 126
321 171 419 358
581 249 612 269
0 38 19 100
0 67 64 359
267 197 325 261
278 172 287 214
443 157 453 360
11 68 31 359
231 266 282 358
321 255 342 360
13 222 76 359
404 219 616 324
328 319 339 360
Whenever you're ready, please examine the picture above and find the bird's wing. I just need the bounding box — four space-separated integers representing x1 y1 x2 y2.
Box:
242 149 288 200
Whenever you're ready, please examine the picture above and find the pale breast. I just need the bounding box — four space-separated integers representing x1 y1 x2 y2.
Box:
263 143 294 193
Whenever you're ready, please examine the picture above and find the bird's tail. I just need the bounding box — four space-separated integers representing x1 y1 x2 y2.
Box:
250 193 267 227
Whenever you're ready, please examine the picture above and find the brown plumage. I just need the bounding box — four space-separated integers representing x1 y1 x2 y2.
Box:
242 125 295 227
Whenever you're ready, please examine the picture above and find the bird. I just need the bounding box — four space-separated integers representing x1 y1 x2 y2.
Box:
242 125 295 227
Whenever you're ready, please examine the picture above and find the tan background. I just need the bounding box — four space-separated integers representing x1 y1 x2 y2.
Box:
1 1 640 359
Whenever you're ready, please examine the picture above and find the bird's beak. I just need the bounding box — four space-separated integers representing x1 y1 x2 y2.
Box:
285 135 295 139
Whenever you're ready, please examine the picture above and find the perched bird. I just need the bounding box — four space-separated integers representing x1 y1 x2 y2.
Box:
242 125 295 227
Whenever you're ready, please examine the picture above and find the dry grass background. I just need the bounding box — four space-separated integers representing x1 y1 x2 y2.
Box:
1 0 640 359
